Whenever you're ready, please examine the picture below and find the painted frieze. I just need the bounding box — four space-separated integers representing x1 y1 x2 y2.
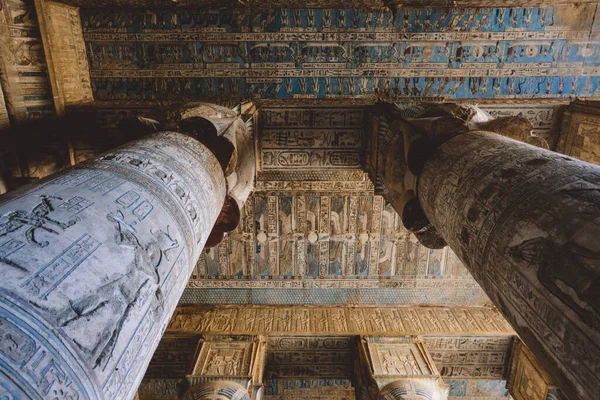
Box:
81 6 600 101
167 306 514 335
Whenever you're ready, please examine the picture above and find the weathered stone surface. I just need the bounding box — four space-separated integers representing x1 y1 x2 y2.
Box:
0 0 55 122
507 340 563 400
35 0 93 115
168 306 514 336
418 131 600 400
378 379 448 400
558 101 600 164
358 336 448 400
477 116 549 149
0 132 226 399
183 381 250 400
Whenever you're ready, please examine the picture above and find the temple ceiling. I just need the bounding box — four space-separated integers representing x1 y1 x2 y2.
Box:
181 104 566 306
78 5 600 102
2 0 597 309
55 0 600 9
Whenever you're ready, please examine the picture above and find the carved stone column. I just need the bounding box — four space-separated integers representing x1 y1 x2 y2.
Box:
357 337 448 400
418 131 600 400
0 132 227 399
183 381 250 400
370 103 599 400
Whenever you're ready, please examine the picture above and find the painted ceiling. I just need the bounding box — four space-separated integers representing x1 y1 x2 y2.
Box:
62 3 598 307
180 103 564 306
79 5 600 102
182 105 491 306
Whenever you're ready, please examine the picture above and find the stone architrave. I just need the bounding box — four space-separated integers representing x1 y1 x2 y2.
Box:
0 132 226 399
418 131 600 400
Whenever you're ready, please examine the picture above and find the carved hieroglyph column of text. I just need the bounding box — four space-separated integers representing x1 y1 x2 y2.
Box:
418 131 600 400
0 132 226 399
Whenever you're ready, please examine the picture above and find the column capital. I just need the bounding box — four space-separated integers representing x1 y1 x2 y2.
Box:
507 340 565 400
367 102 549 250
186 335 267 400
358 336 448 400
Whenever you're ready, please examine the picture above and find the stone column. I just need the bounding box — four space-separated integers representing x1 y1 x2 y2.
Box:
357 337 448 400
0 132 226 399
378 380 448 400
417 130 600 400
371 103 600 400
183 381 250 400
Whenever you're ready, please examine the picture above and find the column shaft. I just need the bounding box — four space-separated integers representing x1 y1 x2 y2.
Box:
418 131 600 400
0 132 225 399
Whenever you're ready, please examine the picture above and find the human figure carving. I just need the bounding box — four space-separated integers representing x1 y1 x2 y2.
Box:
56 209 174 368
509 236 600 329
0 195 77 248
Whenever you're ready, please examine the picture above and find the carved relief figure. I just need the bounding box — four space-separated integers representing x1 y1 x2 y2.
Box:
509 234 600 328
206 352 225 375
1 195 78 249
56 209 175 368
382 352 404 375
278 196 294 276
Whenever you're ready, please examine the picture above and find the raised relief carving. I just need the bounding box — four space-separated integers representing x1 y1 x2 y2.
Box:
168 306 514 336
266 336 354 380
0 132 225 400
192 339 254 379
1 195 78 250
82 7 600 102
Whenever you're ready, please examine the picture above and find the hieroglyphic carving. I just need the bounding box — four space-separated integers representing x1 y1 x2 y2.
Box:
191 339 254 379
0 132 226 399
266 336 354 379
51 0 600 8
369 341 432 377
81 6 600 101
0 0 55 121
138 378 184 400
418 131 600 400
145 335 202 378
264 378 355 400
0 294 100 399
446 379 510 400
188 189 488 305
257 107 365 179
479 104 562 149
34 0 93 115
507 341 555 400
167 306 514 335
557 104 600 164
360 336 449 399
